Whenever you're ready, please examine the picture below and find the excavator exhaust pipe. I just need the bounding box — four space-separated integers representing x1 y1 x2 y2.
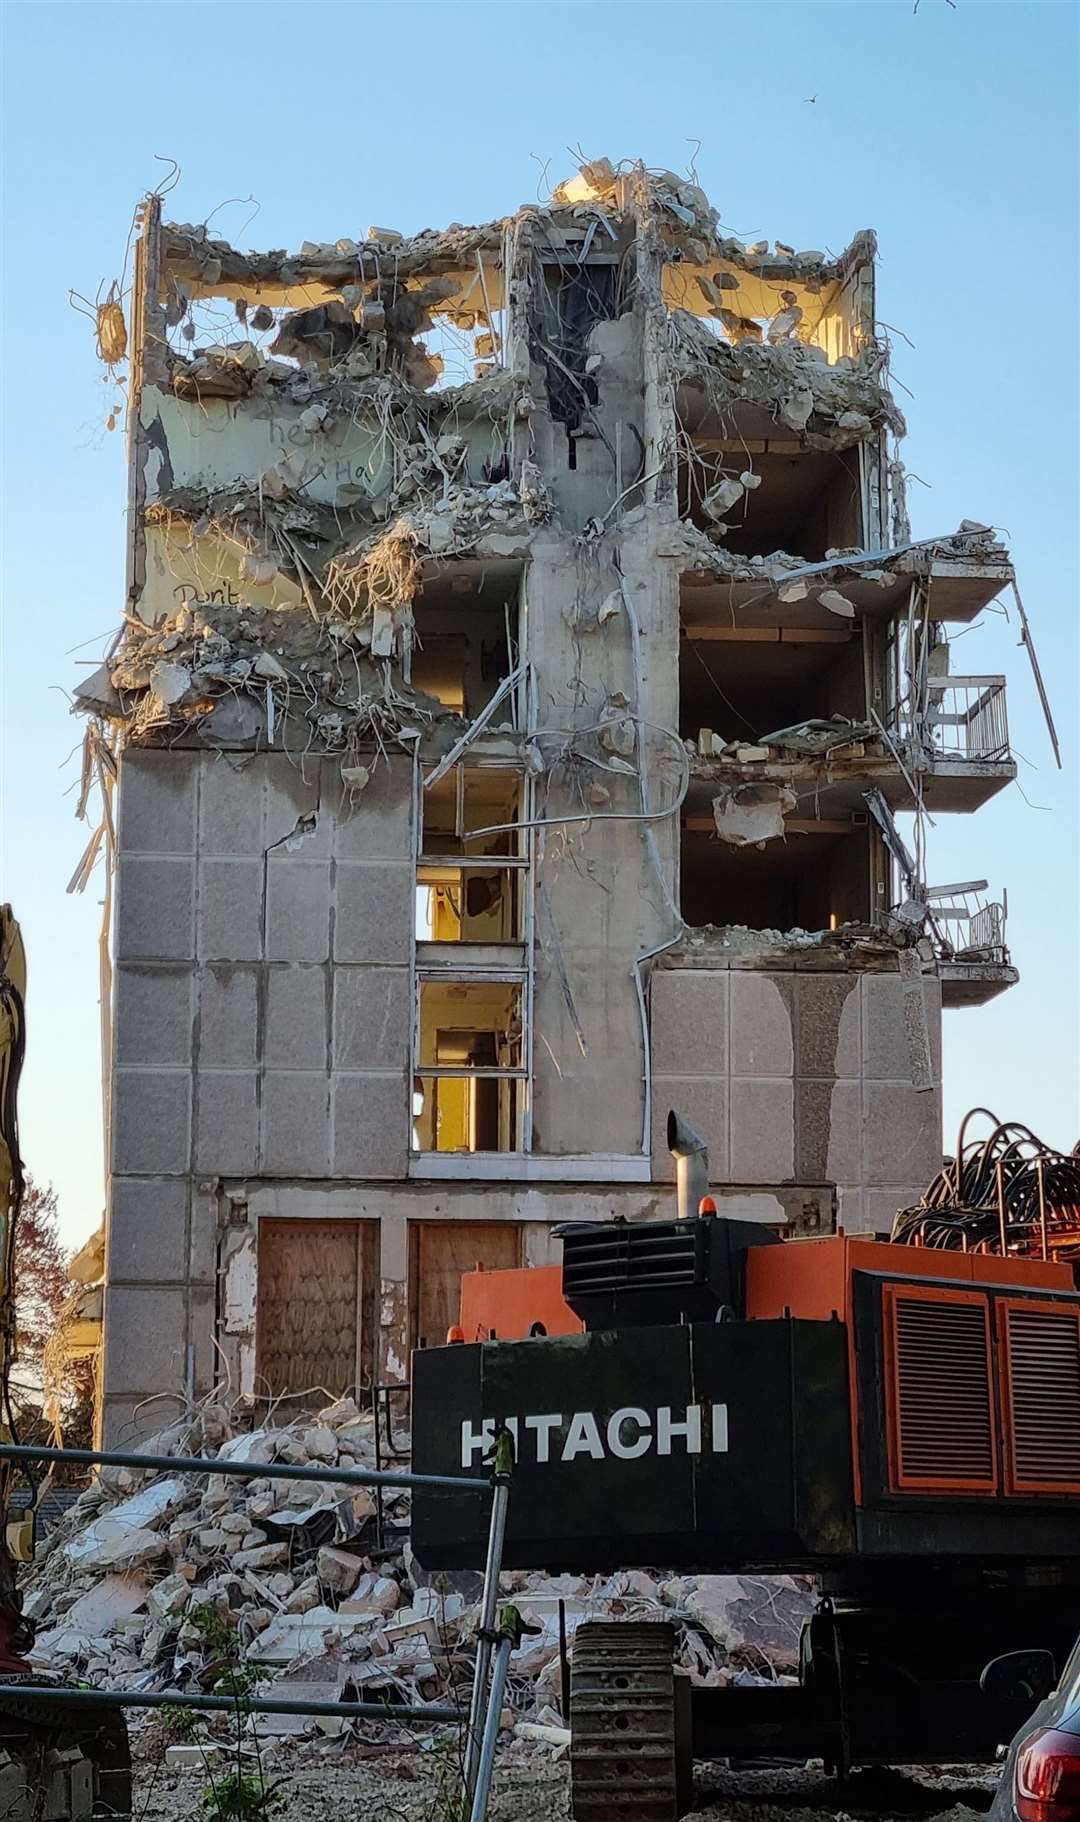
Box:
667 1109 709 1222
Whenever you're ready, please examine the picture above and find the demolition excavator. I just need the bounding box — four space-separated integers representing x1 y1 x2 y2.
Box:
0 905 132 1818
413 1110 1080 1820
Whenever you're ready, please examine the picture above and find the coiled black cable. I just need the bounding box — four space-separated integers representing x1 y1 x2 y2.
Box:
892 1108 1080 1259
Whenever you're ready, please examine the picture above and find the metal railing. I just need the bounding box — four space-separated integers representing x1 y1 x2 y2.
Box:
0 1433 514 1822
925 881 1009 962
893 675 1010 763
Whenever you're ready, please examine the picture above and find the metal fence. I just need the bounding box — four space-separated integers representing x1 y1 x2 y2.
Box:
926 884 1009 961
0 1433 513 1822
894 675 1010 763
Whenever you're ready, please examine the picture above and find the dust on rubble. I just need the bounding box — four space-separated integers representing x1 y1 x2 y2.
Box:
134 1746 570 1822
132 1751 997 1822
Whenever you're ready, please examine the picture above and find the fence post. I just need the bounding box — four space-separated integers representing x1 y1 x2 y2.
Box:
469 1604 535 1822
464 1427 514 1799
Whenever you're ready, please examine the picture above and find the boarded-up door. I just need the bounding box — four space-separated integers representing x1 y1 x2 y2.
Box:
410 1222 521 1351
256 1219 375 1399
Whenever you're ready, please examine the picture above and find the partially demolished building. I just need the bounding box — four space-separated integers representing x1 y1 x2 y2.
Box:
80 159 1022 1443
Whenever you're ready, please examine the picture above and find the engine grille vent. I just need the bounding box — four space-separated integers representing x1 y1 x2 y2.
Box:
888 1290 997 1491
1003 1303 1080 1493
562 1223 701 1296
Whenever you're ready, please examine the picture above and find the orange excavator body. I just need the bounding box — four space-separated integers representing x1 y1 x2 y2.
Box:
457 1261 583 1342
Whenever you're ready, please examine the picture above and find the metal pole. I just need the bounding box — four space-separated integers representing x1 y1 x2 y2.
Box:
1037 1157 1049 1261
469 1632 513 1822
0 1442 485 1495
996 1161 1007 1256
558 1598 570 1723
373 1385 385 1552
5 1684 460 1725
464 1429 514 1797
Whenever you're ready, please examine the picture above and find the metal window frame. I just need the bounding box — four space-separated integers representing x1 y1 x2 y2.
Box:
410 740 536 1160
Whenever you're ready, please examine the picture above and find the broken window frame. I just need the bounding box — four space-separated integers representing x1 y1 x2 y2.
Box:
411 970 531 1156
410 755 536 1159
405 569 526 727
415 757 533 946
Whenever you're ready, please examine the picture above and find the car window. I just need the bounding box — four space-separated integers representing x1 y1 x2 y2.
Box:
1057 1631 1080 1705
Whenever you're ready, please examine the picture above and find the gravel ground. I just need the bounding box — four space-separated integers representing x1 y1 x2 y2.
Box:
128 1737 1000 1822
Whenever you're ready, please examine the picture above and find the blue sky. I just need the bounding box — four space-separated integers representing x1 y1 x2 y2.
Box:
1 0 1077 1248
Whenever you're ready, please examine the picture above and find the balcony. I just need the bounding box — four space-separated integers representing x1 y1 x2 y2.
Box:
888 675 1016 812
926 881 1018 1007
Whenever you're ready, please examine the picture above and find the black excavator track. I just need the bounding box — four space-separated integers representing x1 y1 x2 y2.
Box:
569 1622 690 1822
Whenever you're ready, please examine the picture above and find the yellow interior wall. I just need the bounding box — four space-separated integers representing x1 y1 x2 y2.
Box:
661 261 856 362
140 523 304 625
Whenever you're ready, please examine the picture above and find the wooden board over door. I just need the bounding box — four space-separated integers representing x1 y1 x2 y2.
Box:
410 1222 521 1352
256 1218 376 1400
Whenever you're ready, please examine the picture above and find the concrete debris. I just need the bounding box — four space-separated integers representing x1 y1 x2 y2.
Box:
316 1545 365 1596
669 519 1008 593
21 1394 811 1751
689 715 877 767
684 1574 810 1672
86 590 450 766
665 918 926 968
701 475 746 521
148 660 192 706
756 716 874 757
669 307 904 448
819 588 856 618
712 782 798 847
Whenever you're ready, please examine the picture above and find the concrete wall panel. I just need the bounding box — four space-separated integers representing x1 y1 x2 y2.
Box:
729 1078 795 1182
332 1073 409 1179
796 974 861 1079
113 966 194 1068
111 1070 192 1175
101 1285 187 1396
334 863 413 965
651 971 727 1075
194 1070 259 1174
264 966 330 1069
199 753 265 856
107 1177 190 1283
862 1081 943 1186
730 974 794 1078
116 858 196 962
260 1071 333 1176
264 860 331 963
197 859 263 963
101 1396 185 1449
197 967 259 1068
264 757 330 854
330 757 413 861
862 973 943 1080
118 750 198 854
332 968 410 1072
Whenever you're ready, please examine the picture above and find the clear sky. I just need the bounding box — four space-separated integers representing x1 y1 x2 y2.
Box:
1 0 1077 1250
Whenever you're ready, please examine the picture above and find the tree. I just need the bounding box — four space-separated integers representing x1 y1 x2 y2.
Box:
13 1179 68 1368
11 1178 94 1454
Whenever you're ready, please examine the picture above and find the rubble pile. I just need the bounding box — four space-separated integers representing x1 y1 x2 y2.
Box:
21 1399 812 1750
668 918 927 964
669 305 904 448
673 519 1007 579
78 595 431 755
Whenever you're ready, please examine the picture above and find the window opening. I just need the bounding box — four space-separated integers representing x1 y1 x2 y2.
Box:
413 978 527 1154
417 765 527 943
413 759 533 1155
411 578 518 720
